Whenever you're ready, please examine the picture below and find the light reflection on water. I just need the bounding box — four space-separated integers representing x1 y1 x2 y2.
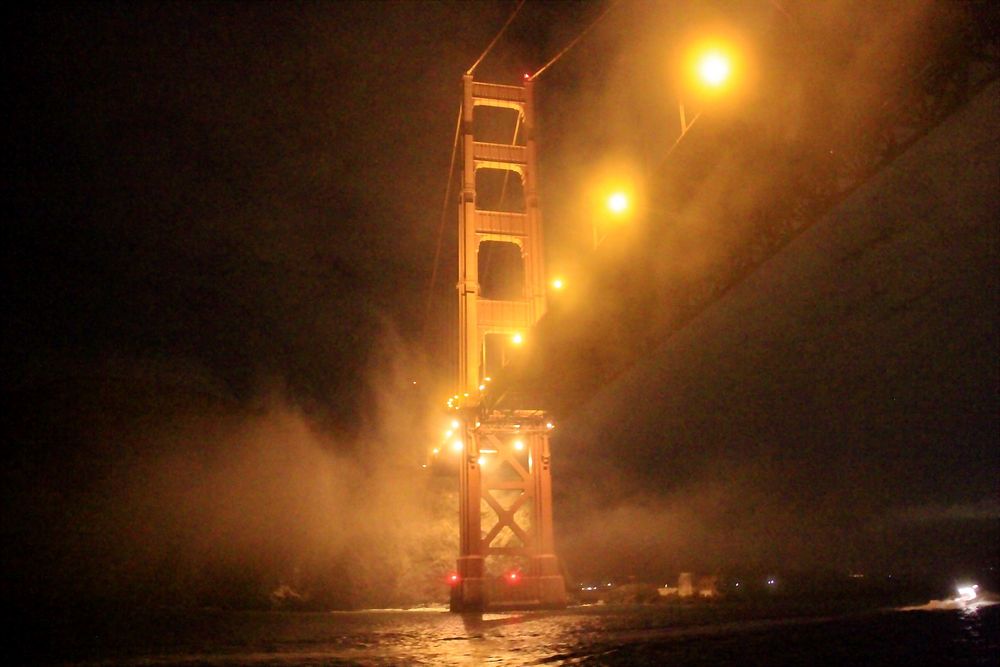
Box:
60 601 999 666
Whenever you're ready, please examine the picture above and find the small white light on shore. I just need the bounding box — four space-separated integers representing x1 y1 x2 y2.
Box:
957 585 978 602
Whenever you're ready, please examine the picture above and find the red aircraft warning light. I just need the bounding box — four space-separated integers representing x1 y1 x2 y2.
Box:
447 573 461 587
505 570 521 585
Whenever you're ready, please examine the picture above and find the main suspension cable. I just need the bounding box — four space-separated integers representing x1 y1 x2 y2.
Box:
422 104 463 336
467 0 526 76
528 0 622 80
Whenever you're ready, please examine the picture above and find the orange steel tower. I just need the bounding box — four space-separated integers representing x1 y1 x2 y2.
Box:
450 74 566 612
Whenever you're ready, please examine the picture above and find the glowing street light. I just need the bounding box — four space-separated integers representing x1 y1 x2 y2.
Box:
511 332 524 346
607 191 629 215
594 189 632 249
677 41 741 138
550 277 565 291
696 50 732 88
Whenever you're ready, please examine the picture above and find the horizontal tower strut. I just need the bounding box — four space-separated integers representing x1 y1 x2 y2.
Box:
476 210 528 237
473 142 527 173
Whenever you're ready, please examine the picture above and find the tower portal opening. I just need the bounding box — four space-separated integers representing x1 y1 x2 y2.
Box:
475 168 526 213
473 105 525 146
478 240 524 300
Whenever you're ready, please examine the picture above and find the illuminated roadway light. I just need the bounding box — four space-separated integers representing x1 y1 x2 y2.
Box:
477 455 486 466
551 278 564 291
546 422 555 430
452 439 463 452
696 50 731 88
451 419 460 429
484 376 492 382
478 384 486 391
606 191 629 215
511 332 524 346
432 447 440 456
513 439 524 451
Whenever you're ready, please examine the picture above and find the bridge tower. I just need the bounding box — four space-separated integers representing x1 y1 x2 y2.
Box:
450 74 566 612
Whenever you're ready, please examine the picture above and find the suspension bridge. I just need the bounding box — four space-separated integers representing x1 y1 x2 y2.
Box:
426 1 997 612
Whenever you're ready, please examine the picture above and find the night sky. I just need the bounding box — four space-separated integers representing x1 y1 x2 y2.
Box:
4 0 997 612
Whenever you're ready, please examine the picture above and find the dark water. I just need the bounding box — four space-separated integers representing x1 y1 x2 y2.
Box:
31 600 999 666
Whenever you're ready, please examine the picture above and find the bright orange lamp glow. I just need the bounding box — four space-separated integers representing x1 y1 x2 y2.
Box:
696 50 731 87
606 191 629 215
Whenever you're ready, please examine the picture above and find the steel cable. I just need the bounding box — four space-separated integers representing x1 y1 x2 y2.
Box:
422 104 462 338
467 0 526 76
528 0 621 81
